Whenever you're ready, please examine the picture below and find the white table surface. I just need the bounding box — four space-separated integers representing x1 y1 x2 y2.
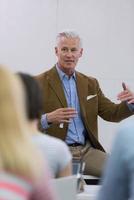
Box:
77 185 100 200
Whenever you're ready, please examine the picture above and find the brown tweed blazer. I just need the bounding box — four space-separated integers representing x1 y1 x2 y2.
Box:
35 66 133 152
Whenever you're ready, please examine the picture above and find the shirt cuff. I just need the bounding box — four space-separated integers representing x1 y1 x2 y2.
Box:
126 102 134 112
41 114 51 129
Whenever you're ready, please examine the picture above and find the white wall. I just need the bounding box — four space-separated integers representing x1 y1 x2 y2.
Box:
0 0 134 152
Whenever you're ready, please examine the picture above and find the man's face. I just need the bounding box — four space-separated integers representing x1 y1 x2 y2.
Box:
55 37 83 75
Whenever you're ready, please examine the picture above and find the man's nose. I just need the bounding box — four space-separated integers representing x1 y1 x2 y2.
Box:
66 50 73 56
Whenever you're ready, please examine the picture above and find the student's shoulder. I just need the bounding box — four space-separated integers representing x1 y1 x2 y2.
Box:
113 119 134 155
45 135 70 150
45 135 71 156
117 119 134 140
35 134 69 150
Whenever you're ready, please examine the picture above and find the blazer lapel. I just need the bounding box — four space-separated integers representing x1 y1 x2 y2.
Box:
76 72 96 129
46 67 67 107
76 72 89 120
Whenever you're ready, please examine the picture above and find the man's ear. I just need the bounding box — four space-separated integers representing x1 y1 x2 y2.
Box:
55 47 58 55
79 48 83 58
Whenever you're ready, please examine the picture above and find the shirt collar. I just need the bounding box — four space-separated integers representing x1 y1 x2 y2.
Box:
56 63 76 81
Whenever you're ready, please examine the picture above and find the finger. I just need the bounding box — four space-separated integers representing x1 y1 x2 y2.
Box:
118 95 134 102
62 115 77 120
119 94 132 99
62 108 76 112
127 94 134 103
118 90 130 96
128 99 134 104
64 112 78 116
117 91 132 99
122 82 127 90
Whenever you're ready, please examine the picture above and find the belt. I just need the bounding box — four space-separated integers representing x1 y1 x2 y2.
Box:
68 143 83 147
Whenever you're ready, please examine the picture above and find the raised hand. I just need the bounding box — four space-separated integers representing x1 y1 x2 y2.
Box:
117 82 134 104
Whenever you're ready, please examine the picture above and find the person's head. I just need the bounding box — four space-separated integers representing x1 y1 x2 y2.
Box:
0 66 42 180
55 30 83 76
17 73 43 122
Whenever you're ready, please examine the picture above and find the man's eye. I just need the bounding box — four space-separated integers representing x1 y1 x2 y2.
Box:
62 48 68 52
71 49 77 52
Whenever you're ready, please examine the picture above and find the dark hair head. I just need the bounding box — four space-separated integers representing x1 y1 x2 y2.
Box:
17 73 43 120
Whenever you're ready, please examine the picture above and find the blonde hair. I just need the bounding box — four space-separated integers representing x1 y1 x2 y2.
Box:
0 66 43 181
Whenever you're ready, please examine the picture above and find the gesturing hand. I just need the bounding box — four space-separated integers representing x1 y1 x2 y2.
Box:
117 82 134 104
46 107 77 124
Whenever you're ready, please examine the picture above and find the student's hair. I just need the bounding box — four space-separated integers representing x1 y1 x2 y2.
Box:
56 30 82 48
17 73 43 120
0 67 42 180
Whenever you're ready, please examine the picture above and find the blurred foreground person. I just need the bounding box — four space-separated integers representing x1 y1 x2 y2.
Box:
18 72 72 178
97 119 134 200
0 67 55 200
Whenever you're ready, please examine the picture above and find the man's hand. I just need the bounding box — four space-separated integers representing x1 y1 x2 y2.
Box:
117 82 134 104
46 107 77 124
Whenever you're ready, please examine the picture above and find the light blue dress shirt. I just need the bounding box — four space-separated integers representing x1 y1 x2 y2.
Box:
55 65 87 145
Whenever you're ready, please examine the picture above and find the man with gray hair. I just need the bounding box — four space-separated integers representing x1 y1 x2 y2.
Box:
35 30 134 177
